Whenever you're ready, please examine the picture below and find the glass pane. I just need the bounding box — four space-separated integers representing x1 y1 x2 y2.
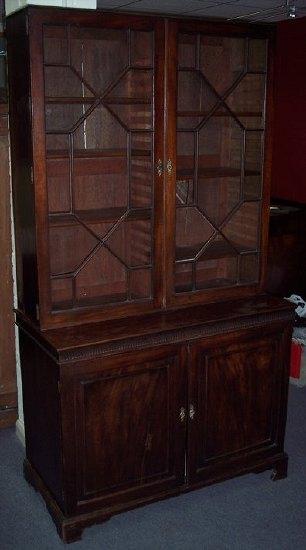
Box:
44 66 94 98
200 36 245 96
70 28 128 95
226 74 266 129
244 131 263 199
197 177 240 226
239 253 260 283
45 134 69 154
72 104 127 151
178 34 196 69
175 32 266 295
45 103 86 133
131 31 153 68
51 278 74 311
46 158 70 213
198 115 243 186
196 256 237 289
176 207 214 261
177 70 219 117
43 26 69 65
175 262 193 293
49 222 98 276
75 247 127 306
106 217 152 268
222 201 260 252
130 268 152 299
130 135 153 207
43 25 155 311
248 39 267 72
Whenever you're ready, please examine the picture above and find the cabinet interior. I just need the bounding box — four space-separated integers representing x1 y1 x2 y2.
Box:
175 33 267 293
44 26 155 311
42 23 268 317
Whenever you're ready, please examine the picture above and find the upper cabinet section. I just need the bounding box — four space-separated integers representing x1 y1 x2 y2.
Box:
7 8 273 329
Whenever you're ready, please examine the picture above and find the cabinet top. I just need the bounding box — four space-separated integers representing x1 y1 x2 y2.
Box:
6 4 274 37
17 295 294 363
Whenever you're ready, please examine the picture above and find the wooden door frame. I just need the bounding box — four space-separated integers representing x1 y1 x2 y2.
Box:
164 21 275 310
23 8 167 329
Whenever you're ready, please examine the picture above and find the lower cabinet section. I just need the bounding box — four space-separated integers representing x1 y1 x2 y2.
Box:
19 318 292 543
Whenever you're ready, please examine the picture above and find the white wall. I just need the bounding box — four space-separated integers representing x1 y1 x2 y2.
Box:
6 0 96 16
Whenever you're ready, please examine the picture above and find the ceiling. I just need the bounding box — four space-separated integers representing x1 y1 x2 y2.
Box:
96 0 306 22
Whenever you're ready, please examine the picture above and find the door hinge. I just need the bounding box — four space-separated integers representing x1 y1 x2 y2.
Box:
30 166 34 185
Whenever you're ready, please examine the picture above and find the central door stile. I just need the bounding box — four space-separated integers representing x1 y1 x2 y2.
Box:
153 19 167 310
163 20 178 308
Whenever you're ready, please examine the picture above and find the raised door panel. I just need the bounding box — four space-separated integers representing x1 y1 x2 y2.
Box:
188 331 286 483
27 10 165 328
73 348 186 512
165 22 273 308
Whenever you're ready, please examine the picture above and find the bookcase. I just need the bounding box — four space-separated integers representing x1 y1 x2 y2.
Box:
7 6 293 543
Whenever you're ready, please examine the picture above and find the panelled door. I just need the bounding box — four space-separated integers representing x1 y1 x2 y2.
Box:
187 330 287 484
71 346 186 513
164 21 272 308
29 11 165 328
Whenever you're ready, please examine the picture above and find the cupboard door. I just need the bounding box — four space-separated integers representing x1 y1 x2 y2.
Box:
188 332 287 483
73 348 186 512
30 11 165 327
166 23 272 307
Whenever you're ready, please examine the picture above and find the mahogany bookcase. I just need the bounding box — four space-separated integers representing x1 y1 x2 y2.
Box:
7 6 294 542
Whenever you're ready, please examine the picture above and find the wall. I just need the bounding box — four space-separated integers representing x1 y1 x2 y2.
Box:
0 108 18 428
5 0 96 16
272 17 306 204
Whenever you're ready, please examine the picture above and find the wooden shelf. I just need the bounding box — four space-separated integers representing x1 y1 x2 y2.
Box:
46 148 151 159
176 239 238 262
45 97 151 105
178 110 262 118
175 277 236 293
53 292 129 311
176 167 260 179
103 97 151 105
49 207 151 227
45 97 96 104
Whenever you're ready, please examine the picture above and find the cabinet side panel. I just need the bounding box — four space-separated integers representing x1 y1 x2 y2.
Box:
7 12 38 320
19 329 63 508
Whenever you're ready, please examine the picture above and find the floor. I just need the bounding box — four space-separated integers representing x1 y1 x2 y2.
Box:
0 385 305 550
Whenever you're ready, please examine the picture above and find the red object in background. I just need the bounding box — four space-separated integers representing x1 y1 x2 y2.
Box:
272 19 306 204
290 340 303 379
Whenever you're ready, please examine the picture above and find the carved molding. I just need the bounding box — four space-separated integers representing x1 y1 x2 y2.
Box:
58 309 294 364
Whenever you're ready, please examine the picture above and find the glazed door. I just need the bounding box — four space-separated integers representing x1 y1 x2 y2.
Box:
72 347 186 513
30 11 165 328
165 22 272 308
187 331 287 484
